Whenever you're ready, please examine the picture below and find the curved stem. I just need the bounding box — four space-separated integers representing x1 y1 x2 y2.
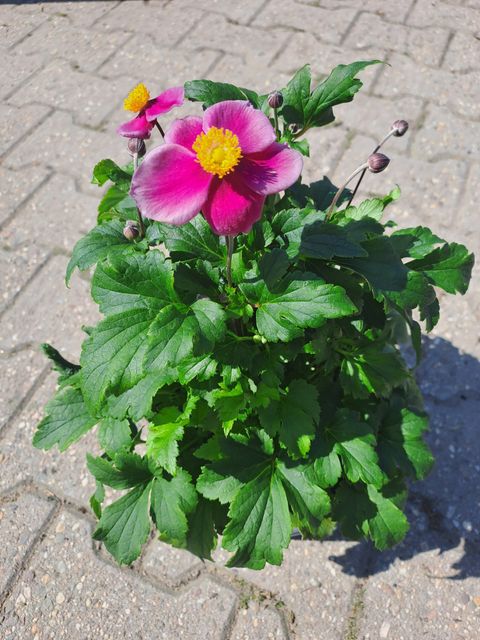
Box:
132 152 145 238
346 129 396 208
226 235 234 287
155 121 165 138
326 163 369 220
273 108 280 139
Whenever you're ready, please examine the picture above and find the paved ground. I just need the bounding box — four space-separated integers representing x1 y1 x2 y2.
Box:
0 0 479 638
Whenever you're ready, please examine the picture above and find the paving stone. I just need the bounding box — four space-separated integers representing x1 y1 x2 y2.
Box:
205 54 290 96
0 173 98 253
344 13 450 66
443 30 480 72
171 0 267 25
412 103 480 161
182 14 289 66
23 0 121 28
230 601 288 640
1 510 237 640
142 539 203 586
0 492 56 594
0 48 44 101
273 32 386 92
0 166 51 228
9 59 136 129
0 103 51 158
333 134 468 237
0 373 100 506
12 14 131 74
94 1 204 47
0 255 99 359
0 245 49 315
301 124 348 184
360 540 480 639
0 344 46 431
457 163 480 247
98 33 218 89
5 111 124 195
295 0 415 23
0 5 48 48
408 0 480 32
374 52 480 120
228 539 366 640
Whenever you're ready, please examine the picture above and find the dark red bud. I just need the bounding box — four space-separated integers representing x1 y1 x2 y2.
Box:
127 138 146 157
392 119 409 137
268 91 284 109
123 220 140 241
368 152 390 173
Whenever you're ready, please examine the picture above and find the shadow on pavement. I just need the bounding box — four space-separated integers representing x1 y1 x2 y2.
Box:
330 335 480 579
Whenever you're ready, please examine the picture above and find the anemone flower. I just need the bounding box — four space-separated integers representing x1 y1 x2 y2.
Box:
117 83 184 139
130 100 303 235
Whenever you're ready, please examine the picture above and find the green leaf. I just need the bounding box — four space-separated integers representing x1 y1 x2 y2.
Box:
98 417 132 457
146 407 186 475
93 481 152 564
178 354 217 384
387 270 436 310
343 188 400 221
300 222 368 259
184 79 261 108
151 470 198 546
108 371 175 421
186 496 217 560
98 185 129 215
280 64 311 124
340 345 407 398
258 248 290 288
66 220 133 285
408 242 474 294
259 379 319 457
272 207 323 258
391 226 443 259
87 452 152 489
241 274 356 342
33 387 96 452
222 464 291 569
191 298 227 343
419 295 440 332
378 406 434 480
90 481 105 519
162 216 225 264
92 159 131 187
145 304 197 371
40 343 80 383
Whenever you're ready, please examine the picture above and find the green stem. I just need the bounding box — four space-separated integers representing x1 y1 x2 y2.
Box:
132 153 145 238
226 235 234 287
273 108 280 139
326 162 369 220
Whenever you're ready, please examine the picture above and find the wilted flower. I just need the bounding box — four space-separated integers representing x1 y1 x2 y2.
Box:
117 83 184 139
130 100 303 235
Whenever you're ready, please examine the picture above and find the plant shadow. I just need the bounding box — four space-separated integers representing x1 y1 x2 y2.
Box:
329 335 480 579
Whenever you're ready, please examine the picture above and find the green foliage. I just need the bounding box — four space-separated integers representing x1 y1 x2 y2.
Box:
33 61 474 571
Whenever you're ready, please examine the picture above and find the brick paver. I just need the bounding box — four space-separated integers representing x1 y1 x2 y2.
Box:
1 1 479 638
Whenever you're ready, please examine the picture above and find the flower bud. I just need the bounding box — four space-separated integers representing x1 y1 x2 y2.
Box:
127 138 146 157
368 152 390 173
123 220 140 241
268 91 284 109
392 119 409 137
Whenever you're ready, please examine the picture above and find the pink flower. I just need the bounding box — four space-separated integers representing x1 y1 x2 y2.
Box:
130 100 303 235
117 83 184 139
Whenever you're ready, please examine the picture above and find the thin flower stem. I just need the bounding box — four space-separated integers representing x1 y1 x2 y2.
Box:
326 162 369 220
346 129 396 208
155 121 165 138
133 152 145 238
226 235 234 287
273 108 280 139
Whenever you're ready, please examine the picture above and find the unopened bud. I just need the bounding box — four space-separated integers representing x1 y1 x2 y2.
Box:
123 220 140 241
127 138 146 157
368 152 390 173
268 91 284 109
392 119 409 137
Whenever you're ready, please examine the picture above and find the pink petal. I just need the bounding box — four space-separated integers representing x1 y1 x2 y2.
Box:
203 100 276 154
237 142 303 196
145 86 185 121
117 113 153 139
164 116 203 150
202 173 265 236
130 144 212 225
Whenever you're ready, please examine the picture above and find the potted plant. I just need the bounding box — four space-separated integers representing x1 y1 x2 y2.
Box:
33 61 474 569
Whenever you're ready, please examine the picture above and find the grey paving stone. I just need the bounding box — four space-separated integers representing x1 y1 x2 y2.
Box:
0 5 48 48
0 166 51 228
227 539 367 640
230 601 288 640
374 52 480 120
0 49 44 101
273 32 386 93
344 13 450 66
5 111 124 195
408 0 480 31
0 373 100 506
142 539 203 587
0 255 99 359
412 103 480 161
171 0 267 25
296 0 415 23
457 163 480 247
20 0 121 28
252 1 356 44
0 491 56 594
0 103 51 158
0 173 98 253
9 59 136 129
181 14 289 66
0 245 49 315
301 124 348 184
443 30 480 72
12 13 131 74
1 509 237 640
205 54 290 96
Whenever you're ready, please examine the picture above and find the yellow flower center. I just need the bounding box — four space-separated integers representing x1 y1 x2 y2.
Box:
192 127 242 178
124 83 150 113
